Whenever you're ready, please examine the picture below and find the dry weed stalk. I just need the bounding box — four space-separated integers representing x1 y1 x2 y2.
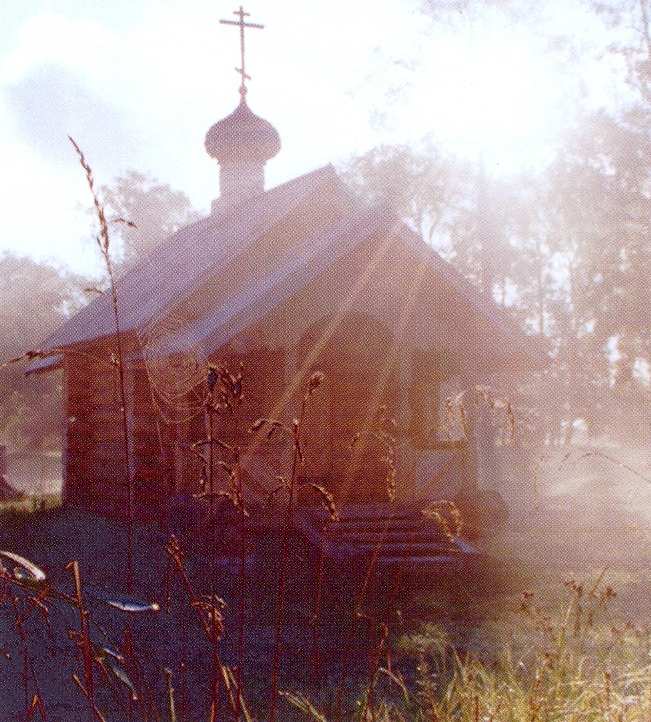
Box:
422 500 463 542
191 362 249 719
68 137 135 594
163 667 177 722
67 560 100 722
251 370 327 722
68 137 168 721
333 405 399 721
309 537 326 684
360 621 390 721
351 404 398 503
164 535 241 718
9 594 48 721
352 406 399 621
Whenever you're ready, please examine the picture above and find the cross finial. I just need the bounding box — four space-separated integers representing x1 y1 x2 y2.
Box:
219 5 264 100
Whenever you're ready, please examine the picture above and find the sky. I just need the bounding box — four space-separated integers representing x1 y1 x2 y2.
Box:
0 1 623 275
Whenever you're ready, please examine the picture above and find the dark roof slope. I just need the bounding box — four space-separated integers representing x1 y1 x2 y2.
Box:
37 163 546 373
42 165 342 351
143 205 397 358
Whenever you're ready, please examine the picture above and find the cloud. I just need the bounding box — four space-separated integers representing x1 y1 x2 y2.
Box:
4 64 139 170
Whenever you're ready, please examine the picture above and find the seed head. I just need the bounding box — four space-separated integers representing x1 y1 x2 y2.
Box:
308 370 324 394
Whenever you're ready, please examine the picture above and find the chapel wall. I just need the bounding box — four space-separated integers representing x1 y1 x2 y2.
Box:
64 345 127 516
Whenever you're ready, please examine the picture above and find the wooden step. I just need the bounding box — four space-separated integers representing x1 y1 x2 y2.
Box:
372 554 461 567
322 521 434 534
325 519 429 529
323 531 455 545
335 542 459 557
310 508 417 522
295 502 477 568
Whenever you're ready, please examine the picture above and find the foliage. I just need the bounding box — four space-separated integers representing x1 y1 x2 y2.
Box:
342 143 464 245
283 580 650 721
100 170 200 271
343 20 651 446
0 254 86 450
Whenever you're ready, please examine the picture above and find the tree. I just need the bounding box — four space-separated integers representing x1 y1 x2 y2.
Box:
592 0 651 103
550 111 650 442
447 163 519 302
100 170 200 270
341 143 465 247
0 254 85 450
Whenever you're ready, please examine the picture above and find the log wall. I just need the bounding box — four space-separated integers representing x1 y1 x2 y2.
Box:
64 348 127 516
64 348 168 519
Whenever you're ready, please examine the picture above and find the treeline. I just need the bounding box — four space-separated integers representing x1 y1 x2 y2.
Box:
1 0 649 451
344 0 650 447
0 174 197 451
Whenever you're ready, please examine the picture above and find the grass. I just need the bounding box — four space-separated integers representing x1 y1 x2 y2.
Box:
1 486 648 721
0 492 61 516
274 561 650 720
0 143 648 721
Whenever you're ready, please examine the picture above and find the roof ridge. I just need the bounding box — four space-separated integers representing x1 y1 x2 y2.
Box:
117 165 339 274
39 164 345 352
267 163 336 191
148 205 390 357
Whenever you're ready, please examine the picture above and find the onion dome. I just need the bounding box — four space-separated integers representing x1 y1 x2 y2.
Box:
205 98 281 163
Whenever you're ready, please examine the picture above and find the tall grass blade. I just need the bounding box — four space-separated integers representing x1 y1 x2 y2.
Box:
163 668 177 722
88 588 160 613
0 550 47 586
279 690 327 721
106 660 138 701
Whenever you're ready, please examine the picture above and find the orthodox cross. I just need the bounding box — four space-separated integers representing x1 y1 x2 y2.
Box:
220 5 264 99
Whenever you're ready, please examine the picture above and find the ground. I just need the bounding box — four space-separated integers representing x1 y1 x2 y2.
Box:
0 448 649 720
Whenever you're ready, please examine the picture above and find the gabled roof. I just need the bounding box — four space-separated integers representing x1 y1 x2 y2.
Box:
142 205 396 359
41 165 343 351
135 199 545 370
36 163 546 373
395 224 546 366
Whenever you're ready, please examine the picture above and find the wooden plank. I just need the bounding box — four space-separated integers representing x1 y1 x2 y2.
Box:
70 443 159 462
69 400 122 415
69 389 121 408
74 411 124 427
72 463 126 484
324 531 452 545
68 373 115 392
331 542 457 557
369 554 461 566
67 439 127 457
